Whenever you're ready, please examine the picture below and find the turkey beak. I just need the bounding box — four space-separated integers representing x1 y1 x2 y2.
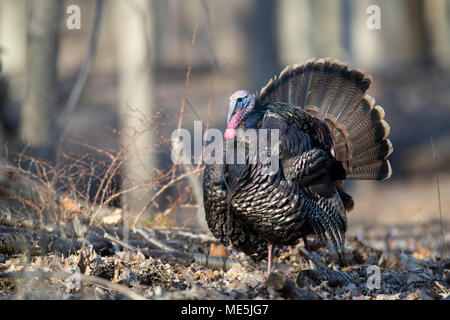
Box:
227 101 237 124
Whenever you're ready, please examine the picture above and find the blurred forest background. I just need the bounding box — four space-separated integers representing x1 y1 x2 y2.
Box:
0 0 449 235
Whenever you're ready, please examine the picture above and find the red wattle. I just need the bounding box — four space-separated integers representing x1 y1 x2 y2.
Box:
224 128 236 139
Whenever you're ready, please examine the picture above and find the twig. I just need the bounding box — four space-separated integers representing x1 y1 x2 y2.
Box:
148 228 216 243
298 246 353 283
200 0 219 70
298 246 328 270
400 280 426 293
131 167 204 228
430 137 445 258
434 280 449 295
176 25 198 141
186 99 204 124
171 139 207 229
172 25 198 181
104 232 135 251
0 270 147 300
38 0 104 159
133 228 175 252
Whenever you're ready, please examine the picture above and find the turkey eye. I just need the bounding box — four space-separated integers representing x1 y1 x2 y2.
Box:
237 98 243 102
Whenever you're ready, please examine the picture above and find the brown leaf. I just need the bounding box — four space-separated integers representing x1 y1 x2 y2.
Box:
209 243 226 257
412 246 432 260
60 198 80 213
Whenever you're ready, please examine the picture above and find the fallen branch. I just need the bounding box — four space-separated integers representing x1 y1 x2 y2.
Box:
133 227 176 252
143 228 216 243
298 246 328 269
298 246 354 283
0 208 47 231
0 225 81 256
0 270 146 300
104 232 135 251
296 269 352 288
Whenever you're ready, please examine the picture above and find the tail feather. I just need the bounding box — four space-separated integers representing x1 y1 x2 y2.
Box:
351 119 390 155
297 59 315 108
347 160 392 181
334 70 371 121
347 102 385 140
277 64 292 103
318 65 346 117
257 57 392 181
317 61 346 117
340 94 374 127
352 139 393 168
305 59 328 109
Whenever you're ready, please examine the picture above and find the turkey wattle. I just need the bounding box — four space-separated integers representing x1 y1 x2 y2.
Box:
203 58 393 273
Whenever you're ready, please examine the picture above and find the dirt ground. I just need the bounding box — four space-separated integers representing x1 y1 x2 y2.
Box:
1 173 449 300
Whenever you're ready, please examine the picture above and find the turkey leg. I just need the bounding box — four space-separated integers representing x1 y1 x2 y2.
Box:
267 244 273 274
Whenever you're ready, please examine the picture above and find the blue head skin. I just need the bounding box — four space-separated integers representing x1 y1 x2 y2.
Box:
225 90 256 139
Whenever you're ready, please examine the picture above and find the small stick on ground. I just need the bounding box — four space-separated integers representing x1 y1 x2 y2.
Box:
431 137 445 258
104 232 135 251
133 228 176 252
298 246 328 270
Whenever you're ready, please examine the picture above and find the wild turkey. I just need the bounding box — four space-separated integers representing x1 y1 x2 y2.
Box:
203 58 392 273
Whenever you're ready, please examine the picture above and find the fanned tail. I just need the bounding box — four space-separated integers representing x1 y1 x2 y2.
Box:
257 58 393 181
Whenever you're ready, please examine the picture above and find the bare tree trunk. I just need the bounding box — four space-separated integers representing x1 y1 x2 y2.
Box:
341 0 353 62
111 0 155 224
243 0 281 91
279 0 343 65
423 0 450 70
278 0 313 64
351 0 431 70
21 0 61 154
308 0 343 59
0 66 6 155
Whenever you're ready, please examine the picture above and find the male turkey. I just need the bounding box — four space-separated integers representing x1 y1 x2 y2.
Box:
203 58 392 273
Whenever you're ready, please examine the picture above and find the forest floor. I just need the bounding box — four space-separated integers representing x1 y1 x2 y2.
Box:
0 220 449 300
1 174 449 300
